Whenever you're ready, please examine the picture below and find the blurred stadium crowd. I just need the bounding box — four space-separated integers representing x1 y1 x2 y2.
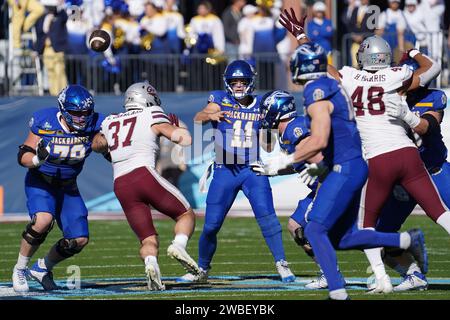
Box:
0 0 449 96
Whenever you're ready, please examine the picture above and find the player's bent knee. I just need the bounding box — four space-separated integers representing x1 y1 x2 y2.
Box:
202 223 222 237
75 237 89 248
22 216 55 246
256 213 282 237
55 238 88 258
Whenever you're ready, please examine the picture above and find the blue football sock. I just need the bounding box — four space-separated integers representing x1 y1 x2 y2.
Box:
305 221 345 291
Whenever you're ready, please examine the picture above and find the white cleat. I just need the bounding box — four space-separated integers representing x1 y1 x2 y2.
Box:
145 262 165 291
305 272 328 289
167 243 200 276
177 268 209 283
367 274 393 294
394 272 428 292
276 260 296 283
12 266 29 293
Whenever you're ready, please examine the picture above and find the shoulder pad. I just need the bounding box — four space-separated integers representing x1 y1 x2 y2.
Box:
303 78 338 107
432 90 447 111
91 113 106 132
150 106 170 123
208 91 225 104
29 108 58 135
284 117 310 146
381 66 413 91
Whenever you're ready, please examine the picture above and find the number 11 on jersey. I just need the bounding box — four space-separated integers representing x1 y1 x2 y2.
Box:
230 120 253 148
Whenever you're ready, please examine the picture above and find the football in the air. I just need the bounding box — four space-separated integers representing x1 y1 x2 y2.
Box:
89 29 111 52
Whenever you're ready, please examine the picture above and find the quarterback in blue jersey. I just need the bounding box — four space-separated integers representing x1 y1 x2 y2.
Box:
179 60 295 283
375 59 450 291
254 87 427 299
12 85 105 293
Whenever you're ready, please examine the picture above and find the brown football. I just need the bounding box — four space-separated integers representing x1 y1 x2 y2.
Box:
89 29 111 52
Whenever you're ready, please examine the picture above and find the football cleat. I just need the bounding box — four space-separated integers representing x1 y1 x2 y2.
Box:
177 268 208 283
29 259 59 291
167 242 201 276
305 272 328 289
145 262 165 291
407 229 428 274
367 274 393 294
12 266 30 293
394 272 428 292
276 260 296 283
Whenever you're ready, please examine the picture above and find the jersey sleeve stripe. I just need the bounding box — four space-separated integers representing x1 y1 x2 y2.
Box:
153 115 170 120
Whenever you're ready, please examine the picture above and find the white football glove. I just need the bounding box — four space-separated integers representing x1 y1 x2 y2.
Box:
299 165 318 186
298 162 329 186
386 99 420 128
250 153 294 176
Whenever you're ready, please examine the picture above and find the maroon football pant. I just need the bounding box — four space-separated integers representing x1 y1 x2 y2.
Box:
360 147 447 228
114 166 190 241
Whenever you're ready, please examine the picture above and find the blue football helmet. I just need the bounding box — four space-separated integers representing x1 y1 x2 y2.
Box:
223 60 256 99
57 85 95 131
260 90 297 129
290 42 327 84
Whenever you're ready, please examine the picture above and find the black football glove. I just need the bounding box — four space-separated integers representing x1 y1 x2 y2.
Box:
36 139 50 161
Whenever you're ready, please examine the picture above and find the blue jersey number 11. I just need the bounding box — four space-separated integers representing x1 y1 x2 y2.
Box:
230 120 253 148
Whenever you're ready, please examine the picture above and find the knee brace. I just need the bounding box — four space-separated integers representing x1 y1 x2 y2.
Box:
256 213 282 238
22 216 54 246
294 226 315 258
55 238 85 258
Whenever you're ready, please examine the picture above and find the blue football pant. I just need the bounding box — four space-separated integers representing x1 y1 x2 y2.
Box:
25 171 89 239
198 165 285 270
304 158 368 291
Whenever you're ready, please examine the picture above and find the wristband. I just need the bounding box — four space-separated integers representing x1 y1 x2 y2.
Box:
409 49 420 59
296 33 307 41
32 155 43 167
403 110 421 128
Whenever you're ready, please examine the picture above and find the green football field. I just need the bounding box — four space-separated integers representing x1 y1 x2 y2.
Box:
1 215 450 300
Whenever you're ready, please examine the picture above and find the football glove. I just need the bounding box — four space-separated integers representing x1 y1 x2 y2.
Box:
386 98 420 128
278 8 307 41
298 162 329 186
32 139 51 167
250 153 295 176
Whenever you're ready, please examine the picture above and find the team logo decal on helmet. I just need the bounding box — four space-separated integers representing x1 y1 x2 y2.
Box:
223 60 256 99
57 85 95 132
124 81 161 111
260 90 297 129
290 42 327 83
